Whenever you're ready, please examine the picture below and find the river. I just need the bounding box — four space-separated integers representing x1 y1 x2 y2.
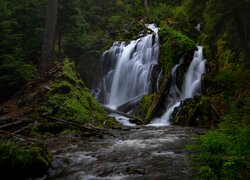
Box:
46 125 204 180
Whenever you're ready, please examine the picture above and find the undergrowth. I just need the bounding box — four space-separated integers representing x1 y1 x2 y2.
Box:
188 93 250 179
0 141 52 179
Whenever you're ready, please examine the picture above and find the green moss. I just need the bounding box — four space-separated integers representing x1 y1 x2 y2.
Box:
0 141 52 179
62 59 82 85
134 93 158 119
35 59 117 129
172 96 220 127
33 120 68 135
159 22 196 73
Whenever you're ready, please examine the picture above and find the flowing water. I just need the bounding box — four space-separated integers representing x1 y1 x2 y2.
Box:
150 46 206 126
95 24 160 107
47 126 204 180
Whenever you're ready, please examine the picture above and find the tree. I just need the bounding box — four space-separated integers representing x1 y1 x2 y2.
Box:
144 0 149 19
0 0 38 101
40 0 58 75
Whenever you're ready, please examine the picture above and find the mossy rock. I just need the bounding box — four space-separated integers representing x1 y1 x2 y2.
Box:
34 59 117 129
0 141 52 179
159 22 196 73
33 120 69 134
172 96 219 127
133 93 158 120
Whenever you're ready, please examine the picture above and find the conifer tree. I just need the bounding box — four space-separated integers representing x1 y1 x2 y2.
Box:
40 0 58 75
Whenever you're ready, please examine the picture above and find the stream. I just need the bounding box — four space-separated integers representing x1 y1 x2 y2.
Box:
46 125 204 180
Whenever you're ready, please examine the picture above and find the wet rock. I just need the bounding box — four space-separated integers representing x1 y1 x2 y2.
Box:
126 167 145 175
172 96 218 127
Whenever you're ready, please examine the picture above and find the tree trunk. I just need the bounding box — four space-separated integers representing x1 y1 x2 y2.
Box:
58 33 62 62
40 0 58 75
144 0 149 21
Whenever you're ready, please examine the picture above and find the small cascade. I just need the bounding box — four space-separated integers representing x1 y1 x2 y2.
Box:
149 46 206 126
95 24 160 108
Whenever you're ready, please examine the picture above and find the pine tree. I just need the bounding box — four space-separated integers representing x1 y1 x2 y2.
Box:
40 0 58 75
0 0 37 101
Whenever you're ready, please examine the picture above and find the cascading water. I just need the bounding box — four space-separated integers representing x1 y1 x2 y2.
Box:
95 23 206 126
150 46 206 126
95 24 160 108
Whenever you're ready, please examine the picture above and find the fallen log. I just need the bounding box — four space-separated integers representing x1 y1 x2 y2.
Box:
0 129 39 142
102 106 144 125
0 121 22 129
117 93 147 113
144 73 171 123
44 116 107 136
14 126 30 134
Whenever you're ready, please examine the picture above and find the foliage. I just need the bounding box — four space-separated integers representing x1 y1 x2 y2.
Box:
187 63 250 179
189 126 250 180
0 0 43 101
0 58 37 101
149 3 172 23
0 141 52 179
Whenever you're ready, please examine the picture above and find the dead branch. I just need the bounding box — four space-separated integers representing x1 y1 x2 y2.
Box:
0 129 39 142
0 121 22 129
44 116 106 135
14 126 30 134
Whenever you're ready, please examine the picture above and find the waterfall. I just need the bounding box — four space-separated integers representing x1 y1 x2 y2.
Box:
95 24 160 108
149 46 206 126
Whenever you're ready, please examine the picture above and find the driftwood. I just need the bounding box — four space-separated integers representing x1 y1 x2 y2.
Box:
117 93 147 113
145 73 171 123
102 106 144 125
44 116 106 135
0 129 39 142
14 126 30 134
0 121 22 129
206 90 225 96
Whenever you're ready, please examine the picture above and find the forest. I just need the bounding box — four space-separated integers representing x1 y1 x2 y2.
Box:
0 0 249 179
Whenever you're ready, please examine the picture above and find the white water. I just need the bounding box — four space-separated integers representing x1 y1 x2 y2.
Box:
108 113 136 127
109 24 159 107
149 46 206 126
95 24 160 108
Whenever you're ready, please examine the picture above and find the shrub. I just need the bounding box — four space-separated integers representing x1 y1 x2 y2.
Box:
0 141 52 179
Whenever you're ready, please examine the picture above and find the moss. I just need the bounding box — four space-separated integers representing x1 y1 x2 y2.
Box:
35 59 117 129
172 96 220 127
133 93 158 120
159 22 196 73
62 59 83 85
33 120 68 135
0 141 52 179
